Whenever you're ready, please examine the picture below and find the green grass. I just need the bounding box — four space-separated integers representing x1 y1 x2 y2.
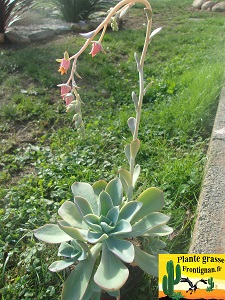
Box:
1 0 225 299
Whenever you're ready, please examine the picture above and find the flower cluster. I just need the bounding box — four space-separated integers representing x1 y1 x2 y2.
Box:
56 1 136 134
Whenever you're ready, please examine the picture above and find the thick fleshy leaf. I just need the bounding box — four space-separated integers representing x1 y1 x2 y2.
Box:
34 224 72 244
130 139 140 159
105 177 123 206
134 52 140 71
150 27 162 39
62 243 101 300
84 214 102 232
49 258 76 272
132 91 138 112
58 201 82 228
118 168 132 186
133 164 140 187
144 224 173 237
119 3 132 18
130 212 170 238
87 231 108 243
118 201 142 222
58 240 85 259
100 215 110 223
106 236 134 263
133 181 147 199
71 182 98 215
128 117 136 135
133 245 158 277
92 180 107 197
79 30 95 39
58 221 87 241
110 219 132 236
82 276 102 300
100 222 115 234
106 206 119 226
94 243 129 291
124 144 131 164
131 187 164 223
119 174 129 197
74 196 93 217
99 191 113 216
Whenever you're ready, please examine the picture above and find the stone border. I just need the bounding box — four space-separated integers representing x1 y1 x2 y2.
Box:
192 0 225 12
189 86 225 253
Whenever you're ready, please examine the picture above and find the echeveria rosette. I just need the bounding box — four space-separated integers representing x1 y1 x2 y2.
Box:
34 177 172 299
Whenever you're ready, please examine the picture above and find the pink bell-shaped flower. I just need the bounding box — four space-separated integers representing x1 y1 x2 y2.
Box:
64 93 74 106
57 51 70 75
89 42 104 57
57 84 71 97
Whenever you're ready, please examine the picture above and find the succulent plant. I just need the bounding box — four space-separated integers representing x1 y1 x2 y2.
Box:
34 177 172 299
34 1 173 299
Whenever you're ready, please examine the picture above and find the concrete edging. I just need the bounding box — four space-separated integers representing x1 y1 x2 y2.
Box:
189 86 225 253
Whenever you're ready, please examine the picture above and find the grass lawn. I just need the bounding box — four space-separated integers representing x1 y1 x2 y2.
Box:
0 0 225 299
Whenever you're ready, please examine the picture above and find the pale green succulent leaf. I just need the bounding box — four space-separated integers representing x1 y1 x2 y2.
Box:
58 241 80 258
49 258 76 272
71 182 98 215
87 231 108 243
84 214 102 232
58 240 86 260
58 201 82 228
128 117 136 135
92 180 107 197
82 285 101 300
119 173 129 196
133 245 158 277
133 164 140 187
106 206 119 226
100 215 110 223
100 222 115 234
62 243 101 300
133 181 147 199
144 224 173 237
34 224 72 244
118 168 132 186
124 144 131 164
99 191 113 216
105 177 123 206
128 212 170 238
132 91 138 112
91 293 101 300
152 238 167 250
58 221 87 242
106 236 134 263
94 243 129 291
118 201 142 222
119 3 132 18
74 196 93 217
89 276 102 293
131 187 164 223
130 139 140 159
110 219 132 236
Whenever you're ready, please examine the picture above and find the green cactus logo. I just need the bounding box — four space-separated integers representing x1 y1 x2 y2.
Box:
162 260 182 298
206 277 215 292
